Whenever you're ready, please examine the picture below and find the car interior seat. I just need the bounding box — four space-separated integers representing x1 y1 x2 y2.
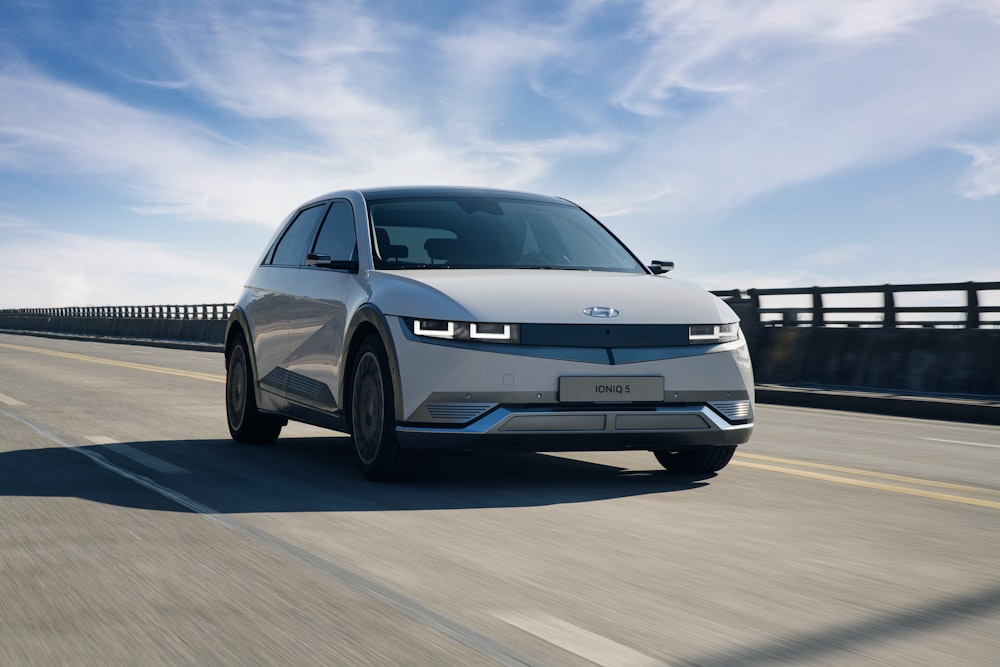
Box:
375 227 409 262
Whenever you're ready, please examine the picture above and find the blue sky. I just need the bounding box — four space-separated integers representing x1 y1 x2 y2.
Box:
1 0 999 308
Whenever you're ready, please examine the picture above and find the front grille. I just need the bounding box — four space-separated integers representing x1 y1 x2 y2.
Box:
708 400 752 423
519 324 689 347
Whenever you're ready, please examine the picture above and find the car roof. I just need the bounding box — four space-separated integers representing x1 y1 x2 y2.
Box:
305 186 573 207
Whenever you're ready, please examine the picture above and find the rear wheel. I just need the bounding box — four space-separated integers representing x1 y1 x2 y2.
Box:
653 446 736 474
350 336 419 481
226 334 283 444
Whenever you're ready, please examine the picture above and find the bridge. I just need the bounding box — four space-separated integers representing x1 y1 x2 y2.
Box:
0 283 1000 666
0 329 997 665
1 282 998 663
3 280 998 423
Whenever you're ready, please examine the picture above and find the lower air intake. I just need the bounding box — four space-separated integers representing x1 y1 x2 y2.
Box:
426 403 496 423
708 400 752 423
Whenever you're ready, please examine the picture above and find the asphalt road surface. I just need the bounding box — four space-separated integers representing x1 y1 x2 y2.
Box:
1 333 998 666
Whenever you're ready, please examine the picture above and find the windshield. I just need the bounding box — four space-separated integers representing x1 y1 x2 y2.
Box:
367 197 646 273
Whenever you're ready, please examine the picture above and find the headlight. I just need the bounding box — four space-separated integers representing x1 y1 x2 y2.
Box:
688 322 739 344
408 318 520 343
413 319 455 338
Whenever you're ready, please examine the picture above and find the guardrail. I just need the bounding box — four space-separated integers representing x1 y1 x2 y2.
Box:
0 304 234 320
712 281 1000 329
0 303 234 350
707 282 1000 399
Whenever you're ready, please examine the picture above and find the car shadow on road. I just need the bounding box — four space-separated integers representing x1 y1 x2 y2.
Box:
0 436 718 513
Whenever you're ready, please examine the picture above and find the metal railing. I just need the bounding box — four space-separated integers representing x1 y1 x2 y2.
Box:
0 304 234 321
713 281 1000 328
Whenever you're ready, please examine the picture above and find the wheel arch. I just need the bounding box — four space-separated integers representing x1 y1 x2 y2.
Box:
224 308 266 410
341 304 403 428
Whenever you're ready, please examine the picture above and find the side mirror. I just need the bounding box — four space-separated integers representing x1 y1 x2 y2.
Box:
307 253 359 273
649 260 674 275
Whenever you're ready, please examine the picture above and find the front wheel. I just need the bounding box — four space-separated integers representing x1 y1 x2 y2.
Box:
350 336 419 481
653 446 736 474
226 334 283 444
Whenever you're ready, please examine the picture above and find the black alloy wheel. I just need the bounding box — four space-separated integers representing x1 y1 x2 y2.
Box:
226 334 283 444
350 336 418 481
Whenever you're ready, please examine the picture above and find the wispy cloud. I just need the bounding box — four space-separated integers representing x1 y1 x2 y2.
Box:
0 226 246 307
614 0 954 116
0 2 623 226
600 0 1000 216
0 67 311 225
953 140 1000 198
0 212 37 229
0 0 999 307
797 244 872 268
5 0 1000 226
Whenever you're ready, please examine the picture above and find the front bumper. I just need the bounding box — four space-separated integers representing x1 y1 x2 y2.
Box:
396 404 752 451
387 316 755 451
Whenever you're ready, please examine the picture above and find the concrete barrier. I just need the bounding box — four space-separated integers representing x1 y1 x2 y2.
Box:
0 314 227 351
748 327 1000 396
754 384 1000 424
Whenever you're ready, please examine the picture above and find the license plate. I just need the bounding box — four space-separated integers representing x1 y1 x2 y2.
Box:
558 376 663 403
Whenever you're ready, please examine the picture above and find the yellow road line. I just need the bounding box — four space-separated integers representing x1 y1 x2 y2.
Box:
736 452 1000 497
731 460 1000 509
0 342 225 384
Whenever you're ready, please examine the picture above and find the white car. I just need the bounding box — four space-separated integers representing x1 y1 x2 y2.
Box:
225 187 753 480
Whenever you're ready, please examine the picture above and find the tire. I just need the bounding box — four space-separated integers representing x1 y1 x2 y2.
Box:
653 445 736 474
226 334 284 444
350 336 419 481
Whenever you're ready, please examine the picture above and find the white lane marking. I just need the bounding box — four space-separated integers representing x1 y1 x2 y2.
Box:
495 611 662 667
0 392 25 406
923 438 1000 449
86 436 189 474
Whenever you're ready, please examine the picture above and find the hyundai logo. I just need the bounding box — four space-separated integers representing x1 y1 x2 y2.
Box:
583 306 620 318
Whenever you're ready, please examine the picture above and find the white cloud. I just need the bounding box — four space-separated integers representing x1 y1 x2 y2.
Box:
0 66 502 226
151 1 612 191
5 0 996 229
2 0 1000 305
615 0 955 116
0 227 246 308
0 68 306 225
600 0 1000 217
0 2 620 228
953 141 1000 198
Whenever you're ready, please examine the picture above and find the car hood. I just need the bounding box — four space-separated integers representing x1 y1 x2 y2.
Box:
366 270 738 325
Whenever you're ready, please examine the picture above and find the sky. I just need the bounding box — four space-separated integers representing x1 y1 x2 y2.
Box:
1 0 999 309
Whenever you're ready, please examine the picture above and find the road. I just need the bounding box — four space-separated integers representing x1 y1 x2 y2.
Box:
1 332 998 666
